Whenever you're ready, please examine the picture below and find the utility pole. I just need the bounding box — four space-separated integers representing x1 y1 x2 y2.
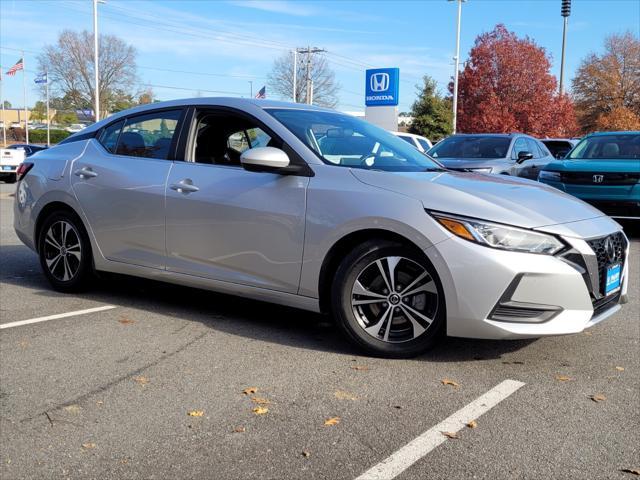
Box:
93 0 103 123
296 47 326 105
559 0 571 95
249 80 253 97
292 50 297 102
449 0 466 134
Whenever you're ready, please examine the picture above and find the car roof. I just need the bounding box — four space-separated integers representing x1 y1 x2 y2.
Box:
586 131 640 136
393 132 427 139
449 133 522 138
79 97 334 136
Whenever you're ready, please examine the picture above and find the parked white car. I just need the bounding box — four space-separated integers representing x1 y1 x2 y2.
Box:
66 124 86 133
0 146 26 183
392 131 433 153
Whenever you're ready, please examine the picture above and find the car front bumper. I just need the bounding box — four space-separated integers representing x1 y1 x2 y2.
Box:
425 223 629 340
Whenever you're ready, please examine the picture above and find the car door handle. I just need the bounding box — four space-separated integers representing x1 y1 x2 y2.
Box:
170 180 199 194
73 167 98 179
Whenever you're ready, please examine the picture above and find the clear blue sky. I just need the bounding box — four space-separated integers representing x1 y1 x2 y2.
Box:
1 0 639 113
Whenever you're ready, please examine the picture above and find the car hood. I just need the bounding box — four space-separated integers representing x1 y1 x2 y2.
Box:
351 169 604 228
544 159 640 173
434 157 509 170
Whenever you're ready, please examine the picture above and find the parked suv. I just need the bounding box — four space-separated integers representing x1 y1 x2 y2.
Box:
427 133 555 179
13 99 629 357
538 132 640 220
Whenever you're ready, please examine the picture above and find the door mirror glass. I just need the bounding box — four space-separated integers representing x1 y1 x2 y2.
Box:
240 147 290 173
517 151 534 163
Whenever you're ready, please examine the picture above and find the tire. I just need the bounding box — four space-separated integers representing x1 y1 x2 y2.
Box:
38 211 94 292
331 240 446 358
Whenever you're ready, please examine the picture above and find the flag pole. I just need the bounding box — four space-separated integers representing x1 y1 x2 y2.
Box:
22 51 29 144
1 69 6 147
46 71 50 146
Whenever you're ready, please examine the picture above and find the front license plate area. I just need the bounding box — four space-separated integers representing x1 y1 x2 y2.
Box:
605 263 621 295
2 166 13 171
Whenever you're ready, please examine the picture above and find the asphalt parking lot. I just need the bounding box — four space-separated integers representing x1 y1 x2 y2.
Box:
0 181 638 480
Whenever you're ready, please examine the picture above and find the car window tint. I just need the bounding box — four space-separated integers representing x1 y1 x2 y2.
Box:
115 110 181 159
417 138 431 151
430 136 511 160
193 113 275 166
526 138 541 158
397 135 414 146
512 138 529 159
98 120 125 154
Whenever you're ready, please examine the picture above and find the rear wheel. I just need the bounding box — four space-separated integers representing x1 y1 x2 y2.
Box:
38 211 94 292
331 240 445 358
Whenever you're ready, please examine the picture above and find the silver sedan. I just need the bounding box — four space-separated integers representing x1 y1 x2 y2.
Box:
13 98 630 357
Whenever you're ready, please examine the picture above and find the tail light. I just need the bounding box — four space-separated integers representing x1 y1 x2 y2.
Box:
16 162 34 181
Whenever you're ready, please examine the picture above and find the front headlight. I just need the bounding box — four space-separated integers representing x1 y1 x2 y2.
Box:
431 212 566 255
538 170 561 182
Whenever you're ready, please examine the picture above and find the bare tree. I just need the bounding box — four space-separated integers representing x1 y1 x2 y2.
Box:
38 30 137 120
268 51 340 108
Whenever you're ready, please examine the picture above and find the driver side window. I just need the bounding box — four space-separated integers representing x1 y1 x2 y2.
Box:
192 113 274 166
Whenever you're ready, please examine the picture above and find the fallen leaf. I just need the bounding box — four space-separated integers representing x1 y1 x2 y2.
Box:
590 394 606 403
302 451 311 458
118 318 134 325
82 443 96 449
18 340 29 349
441 379 459 387
252 406 269 415
133 376 149 385
392 405 402 409
233 426 246 433
442 431 459 439
584 331 593 336
467 420 477 429
324 416 340 426
351 365 369 371
556 375 573 382
64 405 82 414
242 387 258 395
335 390 358 401
187 410 204 417
251 397 271 405
620 468 640 475
96 400 104 406
615 366 625 372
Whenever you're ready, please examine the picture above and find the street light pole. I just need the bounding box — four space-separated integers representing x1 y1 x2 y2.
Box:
292 50 297 102
249 80 253 97
449 0 465 134
559 0 571 95
93 0 100 122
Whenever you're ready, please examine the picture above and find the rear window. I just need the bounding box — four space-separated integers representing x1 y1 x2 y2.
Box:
115 110 182 159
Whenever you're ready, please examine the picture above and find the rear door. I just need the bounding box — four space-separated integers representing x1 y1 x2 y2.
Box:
71 108 184 269
164 107 309 293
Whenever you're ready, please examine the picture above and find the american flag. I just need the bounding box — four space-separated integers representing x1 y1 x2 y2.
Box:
255 86 266 99
6 58 24 77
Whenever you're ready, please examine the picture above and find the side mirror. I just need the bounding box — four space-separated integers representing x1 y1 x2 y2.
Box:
516 151 534 163
240 147 290 173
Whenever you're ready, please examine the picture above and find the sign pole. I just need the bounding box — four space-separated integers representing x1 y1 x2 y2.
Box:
22 51 29 144
46 72 50 146
93 0 100 122
1 70 6 147
292 50 297 102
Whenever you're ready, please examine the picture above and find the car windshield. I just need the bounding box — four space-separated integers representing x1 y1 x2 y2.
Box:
428 136 511 160
266 109 444 172
567 134 640 160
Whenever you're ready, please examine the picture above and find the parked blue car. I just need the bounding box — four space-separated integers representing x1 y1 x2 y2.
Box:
538 132 640 220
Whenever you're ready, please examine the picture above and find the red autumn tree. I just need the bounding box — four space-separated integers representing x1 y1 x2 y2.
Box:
455 24 578 137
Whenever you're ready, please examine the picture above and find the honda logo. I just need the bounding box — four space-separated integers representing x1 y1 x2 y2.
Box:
370 73 390 92
593 174 604 183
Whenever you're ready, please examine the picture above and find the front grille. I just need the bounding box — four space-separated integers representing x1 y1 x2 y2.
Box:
561 171 640 185
593 292 621 317
585 200 640 218
586 232 627 297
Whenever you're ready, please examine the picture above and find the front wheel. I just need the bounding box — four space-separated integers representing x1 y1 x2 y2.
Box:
331 240 445 358
38 211 94 292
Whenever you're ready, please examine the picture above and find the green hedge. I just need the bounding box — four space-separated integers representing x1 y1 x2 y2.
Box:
28 129 71 144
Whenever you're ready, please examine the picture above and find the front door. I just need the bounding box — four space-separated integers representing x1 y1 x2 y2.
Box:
164 109 309 293
70 109 183 269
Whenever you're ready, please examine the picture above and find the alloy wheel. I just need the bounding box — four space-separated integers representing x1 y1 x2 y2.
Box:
42 220 82 282
351 256 438 343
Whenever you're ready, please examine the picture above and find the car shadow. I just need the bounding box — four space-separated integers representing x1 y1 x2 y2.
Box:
1 243 535 362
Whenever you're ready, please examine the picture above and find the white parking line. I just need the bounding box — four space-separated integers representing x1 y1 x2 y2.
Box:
355 379 525 480
0 306 117 330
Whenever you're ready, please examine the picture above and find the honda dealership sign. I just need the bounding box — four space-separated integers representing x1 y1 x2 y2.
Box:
365 68 399 107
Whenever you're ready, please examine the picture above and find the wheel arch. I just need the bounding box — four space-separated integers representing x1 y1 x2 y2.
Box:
318 229 426 315
34 201 85 253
